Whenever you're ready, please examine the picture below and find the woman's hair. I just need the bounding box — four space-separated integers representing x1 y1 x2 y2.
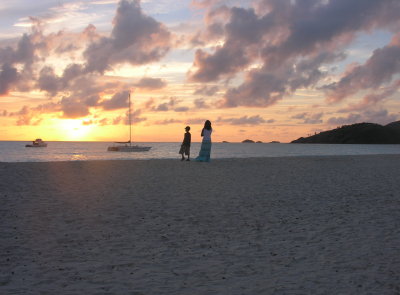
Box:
204 120 212 130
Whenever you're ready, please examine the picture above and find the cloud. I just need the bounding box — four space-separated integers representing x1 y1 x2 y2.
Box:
174 106 190 112
325 34 400 103
188 45 249 82
154 102 170 111
338 79 400 112
0 64 19 95
111 109 147 125
186 118 208 124
188 0 400 108
37 66 60 96
291 112 324 124
193 85 219 96
0 0 173 124
221 67 286 107
154 118 181 125
101 90 130 110
217 115 267 125
84 0 171 73
327 109 398 126
60 96 91 118
134 77 167 90
147 97 180 112
193 98 210 109
0 33 35 68
8 105 44 126
129 109 147 124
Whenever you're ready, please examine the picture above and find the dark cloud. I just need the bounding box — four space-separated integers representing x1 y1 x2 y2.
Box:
174 106 190 112
0 33 35 68
193 98 210 109
84 0 171 73
134 77 167 90
188 45 249 82
101 91 130 111
129 109 147 124
291 112 324 124
325 35 400 103
148 97 179 112
186 118 208 124
37 66 60 96
338 79 400 113
0 0 176 123
111 109 146 125
61 64 86 88
189 0 400 108
327 109 398 126
193 85 219 96
0 0 172 125
326 113 362 126
154 102 170 112
14 34 36 68
222 67 286 107
154 119 181 125
60 96 90 119
0 31 39 95
0 64 19 95
217 115 266 125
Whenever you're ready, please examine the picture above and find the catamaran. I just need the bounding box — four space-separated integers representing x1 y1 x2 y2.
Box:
107 92 151 152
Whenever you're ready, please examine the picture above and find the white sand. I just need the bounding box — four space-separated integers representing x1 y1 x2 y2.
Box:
1 155 400 294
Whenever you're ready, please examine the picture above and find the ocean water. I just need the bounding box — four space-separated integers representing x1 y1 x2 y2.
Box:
0 141 399 162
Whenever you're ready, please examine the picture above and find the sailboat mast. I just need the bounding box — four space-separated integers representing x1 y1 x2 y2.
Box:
129 92 132 147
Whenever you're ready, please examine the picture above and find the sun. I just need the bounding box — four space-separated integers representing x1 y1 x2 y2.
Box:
58 119 94 141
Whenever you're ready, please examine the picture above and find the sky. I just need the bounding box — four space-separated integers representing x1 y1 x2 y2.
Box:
0 0 399 143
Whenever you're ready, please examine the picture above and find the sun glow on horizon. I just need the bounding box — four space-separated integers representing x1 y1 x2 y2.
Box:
57 119 96 141
0 1 399 143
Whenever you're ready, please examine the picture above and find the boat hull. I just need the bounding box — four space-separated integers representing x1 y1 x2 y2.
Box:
107 145 151 152
25 144 47 147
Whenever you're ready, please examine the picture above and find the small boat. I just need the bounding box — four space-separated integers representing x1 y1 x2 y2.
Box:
108 92 151 152
25 138 47 147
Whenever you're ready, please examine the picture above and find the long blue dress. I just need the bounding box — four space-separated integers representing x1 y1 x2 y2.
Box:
195 139 212 162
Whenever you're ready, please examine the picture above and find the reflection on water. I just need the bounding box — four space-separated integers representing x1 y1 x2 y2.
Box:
71 153 87 161
0 141 399 162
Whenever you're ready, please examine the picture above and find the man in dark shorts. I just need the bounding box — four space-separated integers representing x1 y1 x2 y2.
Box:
179 126 191 161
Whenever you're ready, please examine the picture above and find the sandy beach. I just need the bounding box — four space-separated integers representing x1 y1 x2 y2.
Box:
1 155 400 294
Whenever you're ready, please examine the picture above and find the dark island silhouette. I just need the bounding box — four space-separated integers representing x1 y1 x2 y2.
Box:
291 121 400 144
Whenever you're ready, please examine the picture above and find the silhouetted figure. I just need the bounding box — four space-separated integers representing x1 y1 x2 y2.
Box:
195 120 212 162
179 126 191 161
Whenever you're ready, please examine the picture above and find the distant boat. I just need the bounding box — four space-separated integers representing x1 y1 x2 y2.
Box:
25 138 47 147
107 92 151 152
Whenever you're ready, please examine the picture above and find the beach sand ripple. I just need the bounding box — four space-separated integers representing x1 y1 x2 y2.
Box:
1 155 400 294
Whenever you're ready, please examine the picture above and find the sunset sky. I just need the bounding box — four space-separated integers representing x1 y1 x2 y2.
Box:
1 0 399 142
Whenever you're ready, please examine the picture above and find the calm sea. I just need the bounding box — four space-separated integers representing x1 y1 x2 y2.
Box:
0 141 399 162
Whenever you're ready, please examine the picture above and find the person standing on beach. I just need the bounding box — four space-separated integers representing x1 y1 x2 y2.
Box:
179 126 191 161
195 120 212 162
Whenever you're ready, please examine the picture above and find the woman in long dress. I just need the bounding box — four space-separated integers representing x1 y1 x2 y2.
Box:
195 120 212 162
